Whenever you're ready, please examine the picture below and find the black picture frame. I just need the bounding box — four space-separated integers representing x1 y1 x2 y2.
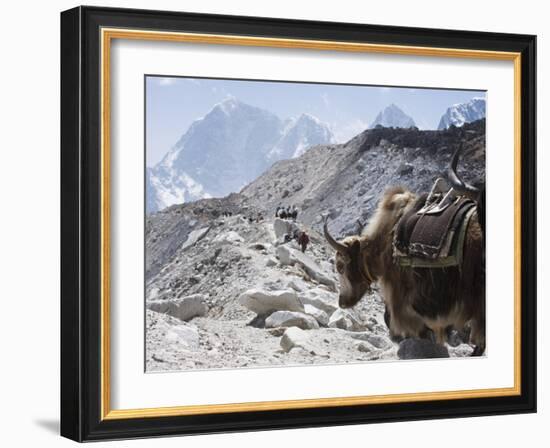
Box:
61 5 536 442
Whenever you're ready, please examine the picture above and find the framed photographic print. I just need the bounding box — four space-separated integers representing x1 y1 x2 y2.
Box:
60 6 537 442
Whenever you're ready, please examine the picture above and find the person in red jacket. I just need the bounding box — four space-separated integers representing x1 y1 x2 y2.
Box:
297 231 309 253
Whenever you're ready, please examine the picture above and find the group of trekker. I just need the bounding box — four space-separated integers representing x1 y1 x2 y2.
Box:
221 205 309 252
221 210 264 223
275 205 299 221
275 205 310 253
245 213 264 224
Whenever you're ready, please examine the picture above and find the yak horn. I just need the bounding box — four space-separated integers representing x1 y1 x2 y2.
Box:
323 217 349 253
447 144 479 194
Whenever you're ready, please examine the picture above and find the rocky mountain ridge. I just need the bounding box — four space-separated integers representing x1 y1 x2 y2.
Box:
242 119 485 237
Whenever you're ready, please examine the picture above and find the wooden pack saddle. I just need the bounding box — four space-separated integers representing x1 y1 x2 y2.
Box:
393 180 477 268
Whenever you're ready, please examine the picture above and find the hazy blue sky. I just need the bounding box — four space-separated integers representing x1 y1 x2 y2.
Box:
146 76 485 167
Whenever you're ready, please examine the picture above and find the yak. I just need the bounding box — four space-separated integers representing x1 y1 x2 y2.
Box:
323 147 485 355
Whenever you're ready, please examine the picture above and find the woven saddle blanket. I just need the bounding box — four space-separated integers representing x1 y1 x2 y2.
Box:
394 193 476 268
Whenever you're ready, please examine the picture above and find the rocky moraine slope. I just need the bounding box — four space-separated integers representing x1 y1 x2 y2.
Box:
242 119 485 237
145 120 485 372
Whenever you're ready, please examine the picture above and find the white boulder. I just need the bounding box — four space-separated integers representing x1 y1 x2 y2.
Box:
276 246 336 289
354 340 377 354
303 304 329 326
147 294 208 322
213 230 244 244
276 245 293 265
181 227 210 251
146 287 160 301
328 308 364 331
238 289 304 315
280 327 328 356
300 290 339 315
449 343 474 357
279 327 311 353
273 218 299 240
146 310 200 365
349 332 393 350
265 311 319 330
164 324 200 350
287 278 306 292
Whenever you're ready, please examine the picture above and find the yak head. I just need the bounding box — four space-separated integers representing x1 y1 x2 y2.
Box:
323 188 415 309
323 220 375 309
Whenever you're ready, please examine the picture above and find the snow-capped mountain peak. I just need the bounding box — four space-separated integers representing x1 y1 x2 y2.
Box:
147 100 334 213
296 112 322 125
437 97 486 130
369 104 416 129
216 96 240 113
268 112 334 160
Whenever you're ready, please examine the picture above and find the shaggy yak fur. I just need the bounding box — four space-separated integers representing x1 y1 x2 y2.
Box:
325 186 485 356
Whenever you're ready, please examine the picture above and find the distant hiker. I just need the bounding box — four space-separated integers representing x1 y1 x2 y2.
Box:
298 231 310 253
291 205 298 221
275 206 281 218
284 234 292 243
280 208 288 220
